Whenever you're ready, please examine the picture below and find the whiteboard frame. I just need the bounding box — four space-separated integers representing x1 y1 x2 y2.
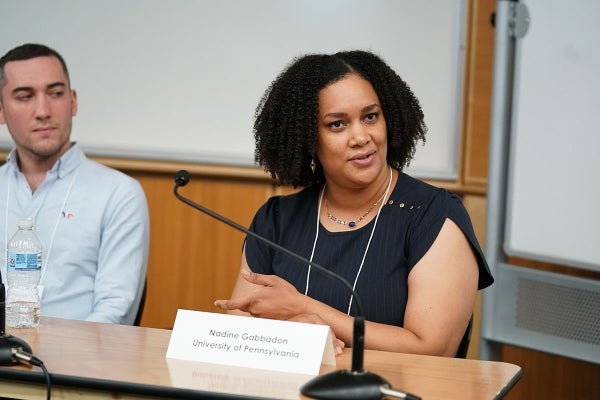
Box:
504 0 600 272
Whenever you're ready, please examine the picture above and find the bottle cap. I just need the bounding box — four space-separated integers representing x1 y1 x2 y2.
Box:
18 218 34 229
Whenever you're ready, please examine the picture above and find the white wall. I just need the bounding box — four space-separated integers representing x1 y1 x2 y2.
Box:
1 0 466 179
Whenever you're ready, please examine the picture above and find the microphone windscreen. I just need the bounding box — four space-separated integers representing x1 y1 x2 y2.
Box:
175 170 191 187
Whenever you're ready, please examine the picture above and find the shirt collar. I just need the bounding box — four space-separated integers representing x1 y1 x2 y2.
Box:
6 142 84 179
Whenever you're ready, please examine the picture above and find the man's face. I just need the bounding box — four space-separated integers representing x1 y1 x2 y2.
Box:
0 55 77 161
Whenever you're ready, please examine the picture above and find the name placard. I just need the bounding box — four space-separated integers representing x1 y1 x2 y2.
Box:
166 309 335 376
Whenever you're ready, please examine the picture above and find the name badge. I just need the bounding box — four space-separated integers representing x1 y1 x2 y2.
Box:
166 309 335 376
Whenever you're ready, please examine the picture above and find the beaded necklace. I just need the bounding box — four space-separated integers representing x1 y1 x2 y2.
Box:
325 180 388 229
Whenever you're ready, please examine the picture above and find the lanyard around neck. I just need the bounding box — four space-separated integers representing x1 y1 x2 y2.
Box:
4 163 82 284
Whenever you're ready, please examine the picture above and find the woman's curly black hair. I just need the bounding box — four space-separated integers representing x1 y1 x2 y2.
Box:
253 50 427 188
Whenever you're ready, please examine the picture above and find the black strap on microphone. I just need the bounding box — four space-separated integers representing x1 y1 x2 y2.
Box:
173 170 421 400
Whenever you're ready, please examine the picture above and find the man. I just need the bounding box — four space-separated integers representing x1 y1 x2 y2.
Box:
0 43 149 325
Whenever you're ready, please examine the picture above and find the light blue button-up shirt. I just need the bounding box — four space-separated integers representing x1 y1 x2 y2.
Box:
1 144 149 325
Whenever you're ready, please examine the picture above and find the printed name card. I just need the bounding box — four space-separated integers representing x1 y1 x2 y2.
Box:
166 309 335 376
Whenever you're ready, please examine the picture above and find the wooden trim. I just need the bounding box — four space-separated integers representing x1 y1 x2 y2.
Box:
92 156 274 181
462 0 495 187
2 150 486 196
0 150 274 182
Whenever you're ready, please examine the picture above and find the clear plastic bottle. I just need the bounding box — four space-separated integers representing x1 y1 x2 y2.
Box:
6 218 42 328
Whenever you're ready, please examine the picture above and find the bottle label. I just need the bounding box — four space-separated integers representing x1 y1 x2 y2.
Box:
6 251 42 271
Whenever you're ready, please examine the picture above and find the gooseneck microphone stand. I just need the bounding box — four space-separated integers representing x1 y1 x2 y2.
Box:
174 170 420 400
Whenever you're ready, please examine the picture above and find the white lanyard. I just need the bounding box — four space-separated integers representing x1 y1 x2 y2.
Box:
4 164 81 284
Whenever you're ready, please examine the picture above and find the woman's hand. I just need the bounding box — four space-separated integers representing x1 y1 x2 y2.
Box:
214 270 344 356
214 269 308 320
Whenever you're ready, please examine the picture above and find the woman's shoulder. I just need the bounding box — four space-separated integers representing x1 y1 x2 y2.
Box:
394 173 448 205
393 172 468 221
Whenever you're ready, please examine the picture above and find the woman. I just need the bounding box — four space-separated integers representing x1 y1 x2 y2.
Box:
214 50 493 357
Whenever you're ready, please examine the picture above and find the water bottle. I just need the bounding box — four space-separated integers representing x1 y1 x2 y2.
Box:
6 218 42 328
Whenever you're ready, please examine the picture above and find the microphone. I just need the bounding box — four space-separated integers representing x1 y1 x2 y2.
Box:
0 273 33 366
174 170 420 400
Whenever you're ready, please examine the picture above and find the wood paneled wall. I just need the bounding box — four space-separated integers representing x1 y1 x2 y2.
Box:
106 163 281 329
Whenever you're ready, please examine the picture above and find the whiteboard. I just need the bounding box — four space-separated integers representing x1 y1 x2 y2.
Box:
0 0 466 179
505 0 600 271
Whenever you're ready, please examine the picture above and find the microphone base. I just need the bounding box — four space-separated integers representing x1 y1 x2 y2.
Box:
0 334 33 366
300 369 389 400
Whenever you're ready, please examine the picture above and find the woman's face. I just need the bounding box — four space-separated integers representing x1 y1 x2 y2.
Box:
316 73 388 189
